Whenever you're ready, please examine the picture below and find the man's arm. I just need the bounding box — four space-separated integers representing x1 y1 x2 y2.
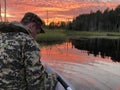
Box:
23 35 57 90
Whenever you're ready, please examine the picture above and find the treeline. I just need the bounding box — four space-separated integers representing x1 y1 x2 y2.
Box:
68 5 120 32
47 5 120 32
47 21 67 29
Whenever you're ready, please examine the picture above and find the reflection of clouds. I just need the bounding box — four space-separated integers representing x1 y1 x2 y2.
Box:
41 42 120 89
41 42 112 63
42 60 120 90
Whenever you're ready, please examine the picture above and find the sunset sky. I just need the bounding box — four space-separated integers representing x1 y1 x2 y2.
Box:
0 0 120 24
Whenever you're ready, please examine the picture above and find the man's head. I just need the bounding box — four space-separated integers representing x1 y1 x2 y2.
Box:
21 12 45 38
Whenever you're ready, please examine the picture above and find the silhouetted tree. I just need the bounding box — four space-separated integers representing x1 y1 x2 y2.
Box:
68 5 120 32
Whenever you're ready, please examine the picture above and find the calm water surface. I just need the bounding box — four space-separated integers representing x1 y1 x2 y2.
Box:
40 38 120 90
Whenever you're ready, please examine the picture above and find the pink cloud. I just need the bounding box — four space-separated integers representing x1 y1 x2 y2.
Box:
0 0 119 23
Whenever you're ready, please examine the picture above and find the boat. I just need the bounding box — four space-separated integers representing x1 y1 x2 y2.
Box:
45 65 73 90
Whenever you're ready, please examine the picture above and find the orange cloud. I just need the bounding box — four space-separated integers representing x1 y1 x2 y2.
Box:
0 0 119 23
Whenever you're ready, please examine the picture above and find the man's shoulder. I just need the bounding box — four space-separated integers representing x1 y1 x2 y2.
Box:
0 21 31 34
11 21 28 31
11 21 32 34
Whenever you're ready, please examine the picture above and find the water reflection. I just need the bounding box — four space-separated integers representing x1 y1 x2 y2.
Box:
41 42 99 64
40 41 120 90
71 38 120 62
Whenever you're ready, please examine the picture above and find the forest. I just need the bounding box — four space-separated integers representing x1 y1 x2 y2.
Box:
48 5 120 32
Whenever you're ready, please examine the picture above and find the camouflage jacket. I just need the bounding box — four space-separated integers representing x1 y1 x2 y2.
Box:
0 22 57 90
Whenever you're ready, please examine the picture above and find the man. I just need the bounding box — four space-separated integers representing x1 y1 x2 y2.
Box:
0 12 57 90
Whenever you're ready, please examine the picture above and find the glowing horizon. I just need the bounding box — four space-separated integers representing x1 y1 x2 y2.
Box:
0 0 119 24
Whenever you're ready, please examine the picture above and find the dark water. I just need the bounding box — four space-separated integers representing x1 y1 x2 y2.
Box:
71 38 120 62
40 38 120 90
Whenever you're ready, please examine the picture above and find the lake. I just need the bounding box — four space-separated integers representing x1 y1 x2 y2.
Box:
40 38 120 90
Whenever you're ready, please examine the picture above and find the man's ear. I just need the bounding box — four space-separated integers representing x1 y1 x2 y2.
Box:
26 23 35 29
31 23 36 29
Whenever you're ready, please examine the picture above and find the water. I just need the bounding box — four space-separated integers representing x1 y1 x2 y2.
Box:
40 38 120 90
